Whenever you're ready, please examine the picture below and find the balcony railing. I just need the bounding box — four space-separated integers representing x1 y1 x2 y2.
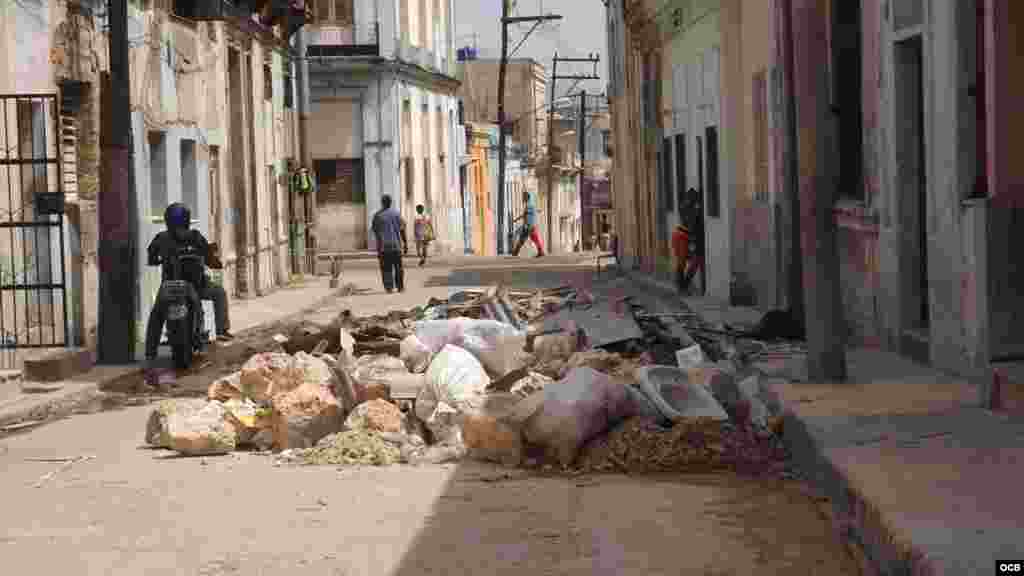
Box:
307 23 380 58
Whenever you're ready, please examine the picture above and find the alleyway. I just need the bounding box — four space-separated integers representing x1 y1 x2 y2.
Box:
0 260 861 575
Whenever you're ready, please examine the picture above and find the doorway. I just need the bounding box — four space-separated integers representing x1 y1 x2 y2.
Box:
895 35 929 350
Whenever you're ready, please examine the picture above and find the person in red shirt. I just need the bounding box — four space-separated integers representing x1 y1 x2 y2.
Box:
671 222 690 294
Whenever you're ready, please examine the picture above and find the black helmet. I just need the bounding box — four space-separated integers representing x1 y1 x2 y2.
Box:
164 202 191 231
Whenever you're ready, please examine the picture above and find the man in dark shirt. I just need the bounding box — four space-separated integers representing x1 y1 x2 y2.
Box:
144 203 232 376
371 194 408 293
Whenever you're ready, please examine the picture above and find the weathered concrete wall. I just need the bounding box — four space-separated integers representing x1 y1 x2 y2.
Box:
457 59 546 157
723 0 778 307
984 0 1024 361
317 203 367 252
662 4 729 298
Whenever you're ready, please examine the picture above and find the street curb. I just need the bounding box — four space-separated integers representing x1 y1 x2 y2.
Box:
1 285 348 434
0 366 143 432
758 381 939 576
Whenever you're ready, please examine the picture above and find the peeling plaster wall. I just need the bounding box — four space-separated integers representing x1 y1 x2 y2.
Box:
0 2 296 352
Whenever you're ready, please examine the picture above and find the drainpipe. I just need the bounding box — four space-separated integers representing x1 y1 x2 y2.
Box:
297 27 314 274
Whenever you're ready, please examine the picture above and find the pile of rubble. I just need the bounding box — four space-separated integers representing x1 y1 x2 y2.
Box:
143 283 792 476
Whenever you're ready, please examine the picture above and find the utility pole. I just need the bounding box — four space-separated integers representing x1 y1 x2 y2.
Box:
789 0 846 381
97 0 138 364
545 54 599 254
577 89 586 252
497 4 561 254
296 27 314 274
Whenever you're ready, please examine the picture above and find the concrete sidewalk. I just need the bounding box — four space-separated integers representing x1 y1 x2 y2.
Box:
761 350 1024 575
0 277 339 430
625 269 1024 573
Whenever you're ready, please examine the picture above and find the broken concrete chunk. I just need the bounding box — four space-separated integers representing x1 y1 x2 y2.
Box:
344 399 403 434
207 371 243 403
239 352 303 402
164 401 238 456
270 382 344 451
458 411 524 467
145 398 210 447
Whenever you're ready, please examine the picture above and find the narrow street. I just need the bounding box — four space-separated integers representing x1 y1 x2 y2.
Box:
0 259 861 576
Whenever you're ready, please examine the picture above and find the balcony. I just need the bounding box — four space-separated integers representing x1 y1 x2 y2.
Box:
307 23 380 58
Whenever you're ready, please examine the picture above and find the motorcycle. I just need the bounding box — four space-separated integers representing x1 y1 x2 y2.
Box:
160 250 209 370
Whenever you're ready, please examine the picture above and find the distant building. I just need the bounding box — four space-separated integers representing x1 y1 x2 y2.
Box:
305 0 463 254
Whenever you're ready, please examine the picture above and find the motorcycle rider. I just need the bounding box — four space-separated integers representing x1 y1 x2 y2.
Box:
144 202 232 383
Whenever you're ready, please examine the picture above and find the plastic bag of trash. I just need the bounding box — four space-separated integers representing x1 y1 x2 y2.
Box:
344 398 403 433
400 334 433 373
459 321 528 378
416 345 490 444
350 354 408 402
533 328 579 365
521 367 637 467
458 393 529 467
412 318 527 378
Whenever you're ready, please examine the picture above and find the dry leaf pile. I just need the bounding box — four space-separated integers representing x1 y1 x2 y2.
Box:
575 417 789 475
294 430 401 466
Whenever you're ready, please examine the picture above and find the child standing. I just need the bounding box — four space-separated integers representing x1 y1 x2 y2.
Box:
671 223 690 294
413 204 435 267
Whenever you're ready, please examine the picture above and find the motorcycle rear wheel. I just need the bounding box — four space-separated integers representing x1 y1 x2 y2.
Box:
170 316 193 370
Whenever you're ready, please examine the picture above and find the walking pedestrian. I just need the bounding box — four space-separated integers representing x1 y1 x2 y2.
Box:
370 195 408 293
413 204 435 267
511 190 545 257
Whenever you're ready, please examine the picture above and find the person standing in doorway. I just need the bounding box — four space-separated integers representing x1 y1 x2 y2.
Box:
413 204 435 267
371 194 408 293
683 188 705 294
511 190 545 257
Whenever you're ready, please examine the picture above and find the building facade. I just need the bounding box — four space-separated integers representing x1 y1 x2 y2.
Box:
0 0 301 357
457 58 549 252
305 0 462 254
608 0 1024 380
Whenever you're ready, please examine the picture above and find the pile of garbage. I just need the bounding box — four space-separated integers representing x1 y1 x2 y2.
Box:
144 283 791 476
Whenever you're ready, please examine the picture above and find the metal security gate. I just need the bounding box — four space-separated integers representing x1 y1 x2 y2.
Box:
0 94 69 365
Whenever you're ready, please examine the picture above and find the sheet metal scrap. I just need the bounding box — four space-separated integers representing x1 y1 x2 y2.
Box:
537 296 644 349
